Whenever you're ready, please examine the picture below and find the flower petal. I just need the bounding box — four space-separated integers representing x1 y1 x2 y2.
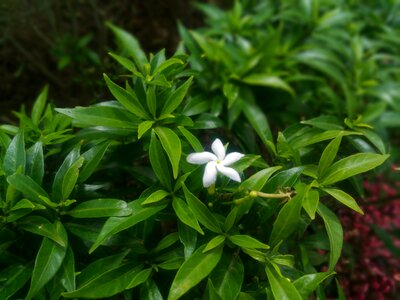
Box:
216 165 241 182
203 161 218 187
211 138 226 160
222 152 244 166
187 152 217 164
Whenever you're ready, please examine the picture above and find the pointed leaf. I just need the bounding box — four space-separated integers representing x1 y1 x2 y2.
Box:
317 203 343 271
293 271 335 299
161 76 193 115
318 134 343 177
266 264 302 300
154 127 181 179
172 197 204 235
62 157 84 201
3 131 25 177
320 153 389 185
241 74 294 96
150 131 172 190
126 268 152 289
26 238 67 300
204 235 225 252
0 263 33 300
168 244 223 300
229 235 270 250
104 74 150 119
90 198 166 253
67 199 132 218
323 188 363 214
142 189 170 205
79 142 110 183
7 173 49 205
26 142 44 185
138 120 154 139
31 85 48 125
19 217 68 247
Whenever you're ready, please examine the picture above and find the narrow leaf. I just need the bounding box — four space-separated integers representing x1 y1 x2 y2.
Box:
154 127 181 179
168 244 223 300
3 131 25 177
318 134 343 177
229 235 270 250
173 197 204 235
67 199 132 218
323 188 364 214
161 76 193 115
26 238 67 300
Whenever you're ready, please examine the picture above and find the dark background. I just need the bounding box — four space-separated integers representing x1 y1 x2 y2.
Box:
0 0 228 122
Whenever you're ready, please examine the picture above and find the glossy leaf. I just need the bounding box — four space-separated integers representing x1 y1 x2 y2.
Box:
154 127 181 179
104 74 150 120
172 197 204 235
161 76 193 115
3 131 25 177
7 173 49 204
79 142 110 183
210 253 244 300
150 131 172 190
31 85 48 125
204 235 226 252
63 263 139 298
138 120 154 139
168 244 223 300
26 142 44 185
62 157 84 201
59 246 76 292
266 264 302 300
229 235 270 250
269 187 305 246
293 271 335 299
19 217 68 247
126 267 152 289
240 166 282 190
323 188 364 214
26 237 67 300
142 189 170 205
318 134 342 177
0 263 33 300
320 153 389 185
183 184 222 233
317 203 343 271
241 74 294 96
90 198 166 253
67 199 132 218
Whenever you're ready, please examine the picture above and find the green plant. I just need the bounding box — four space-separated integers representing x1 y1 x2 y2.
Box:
0 3 396 299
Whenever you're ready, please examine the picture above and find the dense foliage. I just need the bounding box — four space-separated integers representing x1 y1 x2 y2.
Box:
1 0 399 299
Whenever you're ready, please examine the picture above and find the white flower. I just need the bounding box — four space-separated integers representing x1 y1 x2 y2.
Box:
187 138 244 187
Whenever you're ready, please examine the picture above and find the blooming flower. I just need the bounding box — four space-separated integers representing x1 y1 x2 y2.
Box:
187 138 244 187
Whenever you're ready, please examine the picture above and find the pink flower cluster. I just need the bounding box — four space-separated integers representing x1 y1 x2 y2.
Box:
336 175 400 299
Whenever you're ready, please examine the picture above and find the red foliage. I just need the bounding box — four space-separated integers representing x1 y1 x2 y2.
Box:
337 176 400 299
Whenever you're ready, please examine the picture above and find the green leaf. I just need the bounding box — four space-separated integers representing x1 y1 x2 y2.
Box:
242 101 275 155
108 52 139 74
290 130 356 150
318 134 343 177
178 222 198 259
150 131 172 190
79 142 110 183
7 173 50 205
62 157 84 201
161 76 193 115
357 128 386 154
168 244 223 300
26 142 44 185
293 271 335 299
19 217 68 247
153 232 180 253
210 253 244 300
320 153 389 185
178 126 203 152
90 198 166 253
52 146 80 202
183 184 222 233
301 116 344 130
154 127 181 179
172 197 204 235
204 235 226 252
229 235 270 250
263 167 304 193
317 203 343 271
240 166 282 190
138 120 155 139
0 263 33 300
266 264 302 300
146 85 157 117
59 246 76 292
31 85 48 125
126 268 152 289
56 104 138 129
106 22 148 71
241 74 294 97
323 188 363 214
63 262 140 298
269 186 305 246
3 131 25 177
67 199 132 218
153 57 184 75
26 237 67 300
142 189 170 205
104 74 150 120
303 189 319 220
140 279 163 300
